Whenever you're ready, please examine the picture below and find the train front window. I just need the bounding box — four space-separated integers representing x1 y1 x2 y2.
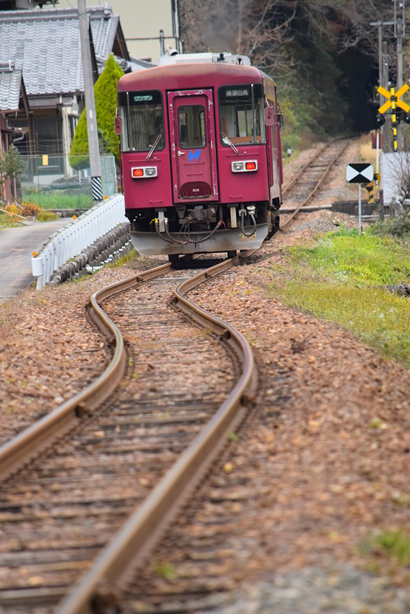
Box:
219 84 265 145
178 105 206 149
118 90 165 152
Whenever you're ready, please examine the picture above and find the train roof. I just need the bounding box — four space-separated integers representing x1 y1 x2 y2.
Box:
118 62 264 93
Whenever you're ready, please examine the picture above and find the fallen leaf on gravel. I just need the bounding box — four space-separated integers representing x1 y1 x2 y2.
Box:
93 430 105 437
224 463 234 473
368 417 388 429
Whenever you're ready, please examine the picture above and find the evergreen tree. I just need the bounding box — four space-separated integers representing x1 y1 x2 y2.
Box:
70 54 124 170
2 144 25 200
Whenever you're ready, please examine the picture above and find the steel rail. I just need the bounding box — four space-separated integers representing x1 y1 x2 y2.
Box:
281 141 329 199
0 262 171 482
57 256 257 614
280 139 349 230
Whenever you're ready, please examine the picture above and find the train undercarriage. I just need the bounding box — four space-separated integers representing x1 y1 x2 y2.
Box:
126 200 280 257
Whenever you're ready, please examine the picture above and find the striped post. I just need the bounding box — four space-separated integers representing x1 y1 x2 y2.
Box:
91 176 103 202
365 181 375 204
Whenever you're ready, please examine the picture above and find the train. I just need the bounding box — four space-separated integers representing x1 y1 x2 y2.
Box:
115 51 283 261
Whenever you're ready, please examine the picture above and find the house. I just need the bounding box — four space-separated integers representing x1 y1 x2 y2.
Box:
0 4 145 181
50 0 181 64
0 59 32 201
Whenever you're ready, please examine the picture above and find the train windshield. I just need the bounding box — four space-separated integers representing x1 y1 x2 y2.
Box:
118 90 165 151
219 84 265 146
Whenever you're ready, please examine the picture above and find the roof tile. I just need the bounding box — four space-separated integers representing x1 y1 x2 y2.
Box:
0 5 119 97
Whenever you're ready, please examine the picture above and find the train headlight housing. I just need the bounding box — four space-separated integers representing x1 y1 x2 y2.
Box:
232 162 244 171
231 160 258 173
131 167 158 178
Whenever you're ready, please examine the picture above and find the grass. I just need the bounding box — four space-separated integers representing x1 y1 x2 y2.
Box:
107 248 140 268
268 224 410 368
359 529 410 573
0 213 23 227
23 191 93 210
36 210 60 222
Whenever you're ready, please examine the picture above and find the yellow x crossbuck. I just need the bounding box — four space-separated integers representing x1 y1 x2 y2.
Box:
378 84 410 114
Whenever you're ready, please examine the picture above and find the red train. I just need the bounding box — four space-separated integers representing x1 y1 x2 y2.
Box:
115 52 283 260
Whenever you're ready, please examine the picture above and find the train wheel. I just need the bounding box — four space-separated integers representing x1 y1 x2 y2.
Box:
227 251 237 259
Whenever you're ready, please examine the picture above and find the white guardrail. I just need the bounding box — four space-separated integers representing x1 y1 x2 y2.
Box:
31 194 127 290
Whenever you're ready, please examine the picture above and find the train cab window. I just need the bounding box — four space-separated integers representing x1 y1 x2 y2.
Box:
118 90 165 151
219 84 265 146
178 105 206 149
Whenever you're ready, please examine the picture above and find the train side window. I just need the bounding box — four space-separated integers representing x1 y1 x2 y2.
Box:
178 105 206 149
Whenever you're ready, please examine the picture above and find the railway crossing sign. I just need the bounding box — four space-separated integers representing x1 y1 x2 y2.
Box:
346 163 373 184
377 85 410 152
377 84 410 114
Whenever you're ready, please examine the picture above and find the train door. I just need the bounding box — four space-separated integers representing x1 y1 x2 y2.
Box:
167 90 219 203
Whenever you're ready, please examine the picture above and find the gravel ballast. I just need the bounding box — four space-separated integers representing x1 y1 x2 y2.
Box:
2 139 410 613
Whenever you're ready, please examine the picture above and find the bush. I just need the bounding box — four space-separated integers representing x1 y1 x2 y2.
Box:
370 213 410 239
21 202 41 217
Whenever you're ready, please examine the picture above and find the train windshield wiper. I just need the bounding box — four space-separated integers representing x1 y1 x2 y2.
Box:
221 131 239 154
146 133 163 160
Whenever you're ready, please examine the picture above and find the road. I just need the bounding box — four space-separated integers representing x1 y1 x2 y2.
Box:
0 219 72 303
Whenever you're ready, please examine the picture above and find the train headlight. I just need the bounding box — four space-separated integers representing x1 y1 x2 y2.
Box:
232 162 245 171
231 160 258 173
131 167 158 178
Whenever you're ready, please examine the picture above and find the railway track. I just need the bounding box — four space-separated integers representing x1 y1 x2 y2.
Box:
0 142 350 614
0 255 257 614
280 138 351 230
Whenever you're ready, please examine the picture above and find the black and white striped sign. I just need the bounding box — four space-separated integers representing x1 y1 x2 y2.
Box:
346 163 373 184
91 176 103 201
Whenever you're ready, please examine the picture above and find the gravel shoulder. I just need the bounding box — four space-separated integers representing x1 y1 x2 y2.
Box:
2 138 410 613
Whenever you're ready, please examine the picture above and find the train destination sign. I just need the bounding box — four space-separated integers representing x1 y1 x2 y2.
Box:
346 163 373 184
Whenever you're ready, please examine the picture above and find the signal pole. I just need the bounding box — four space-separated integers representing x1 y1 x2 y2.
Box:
78 0 103 202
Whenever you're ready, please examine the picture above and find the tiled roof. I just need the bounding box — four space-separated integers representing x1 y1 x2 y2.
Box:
0 60 23 111
0 5 120 97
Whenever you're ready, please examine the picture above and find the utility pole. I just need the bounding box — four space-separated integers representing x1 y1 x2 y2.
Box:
394 0 406 150
371 19 394 153
371 19 393 220
78 0 103 203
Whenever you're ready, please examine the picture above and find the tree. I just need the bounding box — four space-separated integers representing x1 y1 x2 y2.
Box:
2 145 25 202
70 54 124 170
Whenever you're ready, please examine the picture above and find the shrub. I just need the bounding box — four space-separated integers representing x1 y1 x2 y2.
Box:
370 213 410 239
21 202 41 217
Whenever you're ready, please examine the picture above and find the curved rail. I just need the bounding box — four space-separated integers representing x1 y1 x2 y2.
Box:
57 257 257 614
0 262 171 482
280 139 349 230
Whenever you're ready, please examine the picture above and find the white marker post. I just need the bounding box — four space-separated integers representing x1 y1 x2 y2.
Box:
346 163 374 236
